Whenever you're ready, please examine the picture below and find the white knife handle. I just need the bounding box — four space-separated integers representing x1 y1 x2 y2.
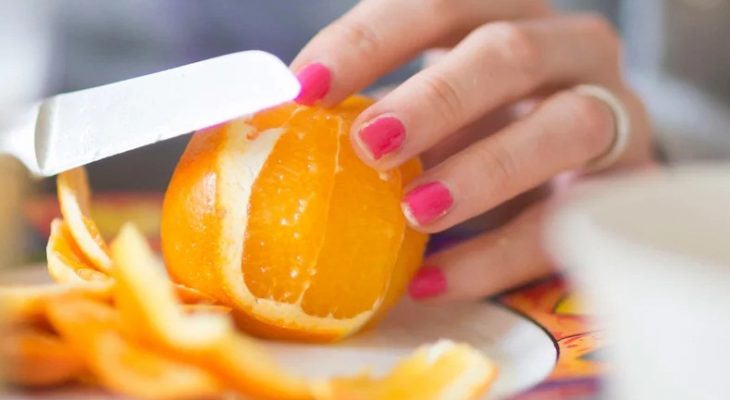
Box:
0 103 41 175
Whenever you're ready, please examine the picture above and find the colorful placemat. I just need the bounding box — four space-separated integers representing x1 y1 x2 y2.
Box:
497 278 603 399
21 193 603 399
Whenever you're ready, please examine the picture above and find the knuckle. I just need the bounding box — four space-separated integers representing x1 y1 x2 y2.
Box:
578 13 618 41
327 18 383 60
558 91 615 153
474 140 520 193
421 0 472 29
418 73 464 126
423 0 457 18
576 13 622 63
475 22 543 87
525 0 552 17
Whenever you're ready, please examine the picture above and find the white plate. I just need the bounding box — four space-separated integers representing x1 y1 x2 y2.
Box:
2 266 556 399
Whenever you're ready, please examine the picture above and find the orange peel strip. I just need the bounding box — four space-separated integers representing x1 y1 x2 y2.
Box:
0 282 111 326
317 340 498 400
0 326 85 387
46 296 222 400
47 218 113 285
57 167 112 272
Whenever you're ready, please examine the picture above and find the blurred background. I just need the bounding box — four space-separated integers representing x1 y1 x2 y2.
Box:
0 0 729 268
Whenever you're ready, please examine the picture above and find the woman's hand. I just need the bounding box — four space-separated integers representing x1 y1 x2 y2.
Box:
291 0 655 302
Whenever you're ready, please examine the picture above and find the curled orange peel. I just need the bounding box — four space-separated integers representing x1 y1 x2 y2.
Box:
53 168 220 307
57 168 112 272
47 218 113 286
110 223 232 350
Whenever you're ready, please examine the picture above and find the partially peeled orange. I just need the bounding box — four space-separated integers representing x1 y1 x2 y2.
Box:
162 96 428 341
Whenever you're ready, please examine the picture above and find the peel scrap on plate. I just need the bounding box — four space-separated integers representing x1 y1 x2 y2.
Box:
46 296 223 400
1 160 497 397
0 325 85 387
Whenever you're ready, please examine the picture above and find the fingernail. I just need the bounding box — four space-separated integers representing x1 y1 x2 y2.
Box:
358 116 406 160
402 181 453 226
409 266 447 300
295 62 331 105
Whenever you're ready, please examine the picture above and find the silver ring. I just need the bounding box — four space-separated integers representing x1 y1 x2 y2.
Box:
573 84 631 171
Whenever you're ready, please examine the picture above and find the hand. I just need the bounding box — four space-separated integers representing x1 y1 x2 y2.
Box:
291 0 655 302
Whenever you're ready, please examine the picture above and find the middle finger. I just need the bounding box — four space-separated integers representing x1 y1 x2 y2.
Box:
401 88 616 231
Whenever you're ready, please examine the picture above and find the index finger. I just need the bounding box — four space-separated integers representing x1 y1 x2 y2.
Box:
291 0 549 106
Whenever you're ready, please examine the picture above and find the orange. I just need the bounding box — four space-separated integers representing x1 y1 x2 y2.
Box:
162 96 428 341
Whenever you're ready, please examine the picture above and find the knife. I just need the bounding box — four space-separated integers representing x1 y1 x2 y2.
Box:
0 50 300 177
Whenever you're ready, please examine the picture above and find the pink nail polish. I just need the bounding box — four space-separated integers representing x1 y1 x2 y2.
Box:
402 181 453 226
358 116 406 160
295 63 331 105
409 267 447 300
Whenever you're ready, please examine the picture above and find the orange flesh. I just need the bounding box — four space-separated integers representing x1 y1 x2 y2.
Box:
243 106 340 304
243 98 415 320
299 117 404 318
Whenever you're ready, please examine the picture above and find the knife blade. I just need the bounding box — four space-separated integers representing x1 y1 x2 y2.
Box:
0 50 300 176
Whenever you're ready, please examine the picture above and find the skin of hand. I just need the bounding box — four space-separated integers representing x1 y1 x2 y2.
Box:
290 0 656 303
